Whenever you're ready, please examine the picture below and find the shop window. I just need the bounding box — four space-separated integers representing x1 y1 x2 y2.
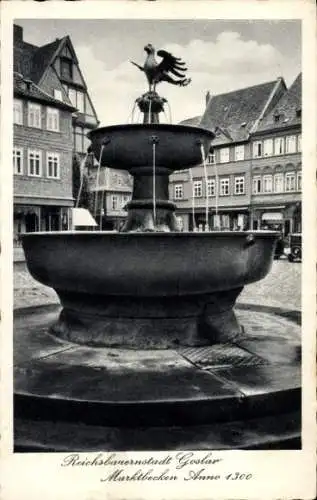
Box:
234 145 244 161
13 147 23 175
263 175 273 193
193 180 202 198
252 176 261 194
207 178 215 197
253 141 262 158
220 178 230 196
285 135 296 154
263 139 273 156
174 184 184 200
285 172 296 191
47 152 60 179
47 107 59 132
28 149 42 176
219 147 230 163
28 103 41 128
274 137 284 155
274 173 284 193
14 99 23 125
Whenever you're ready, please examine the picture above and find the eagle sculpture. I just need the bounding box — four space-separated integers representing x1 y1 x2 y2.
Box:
131 43 191 92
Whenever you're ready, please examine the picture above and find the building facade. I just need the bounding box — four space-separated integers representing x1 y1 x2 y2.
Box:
88 167 133 230
14 24 99 158
250 74 302 234
170 78 287 231
13 73 75 242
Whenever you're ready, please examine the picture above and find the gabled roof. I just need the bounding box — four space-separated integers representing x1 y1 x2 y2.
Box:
14 72 76 111
256 73 301 132
199 78 286 144
30 38 64 84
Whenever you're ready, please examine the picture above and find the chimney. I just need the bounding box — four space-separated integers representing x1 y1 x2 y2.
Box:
14 25 23 43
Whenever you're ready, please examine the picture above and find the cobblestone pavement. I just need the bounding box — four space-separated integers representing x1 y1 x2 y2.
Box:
14 256 301 311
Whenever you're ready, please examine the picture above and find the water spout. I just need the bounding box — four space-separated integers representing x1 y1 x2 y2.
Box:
189 168 196 231
93 144 105 219
166 101 173 124
148 98 152 124
75 152 89 208
200 143 209 231
151 136 158 226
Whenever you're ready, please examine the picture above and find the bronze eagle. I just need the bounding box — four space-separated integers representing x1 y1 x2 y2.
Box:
131 43 191 92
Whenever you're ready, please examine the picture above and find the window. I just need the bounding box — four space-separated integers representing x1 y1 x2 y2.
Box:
111 195 118 210
76 91 84 113
219 147 230 163
274 173 284 193
274 137 284 155
28 150 42 176
297 135 301 152
13 147 23 175
207 178 215 197
263 175 273 193
47 153 60 179
54 89 63 101
207 153 215 164
174 184 183 200
220 178 230 196
61 59 73 80
74 126 91 154
234 145 244 161
234 176 245 195
14 99 23 125
285 172 296 192
263 139 273 157
285 135 296 154
28 103 41 128
297 172 302 191
67 87 85 113
253 141 262 158
47 107 59 132
193 180 202 198
252 176 262 194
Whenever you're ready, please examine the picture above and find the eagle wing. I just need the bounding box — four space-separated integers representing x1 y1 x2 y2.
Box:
156 50 188 78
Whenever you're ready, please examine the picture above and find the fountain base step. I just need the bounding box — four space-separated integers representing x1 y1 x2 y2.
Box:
14 303 301 451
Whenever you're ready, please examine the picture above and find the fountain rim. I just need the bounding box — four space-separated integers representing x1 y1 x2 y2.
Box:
87 122 215 138
21 230 279 238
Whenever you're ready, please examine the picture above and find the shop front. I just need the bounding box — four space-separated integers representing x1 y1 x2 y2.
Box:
185 208 250 232
14 200 73 245
251 202 301 235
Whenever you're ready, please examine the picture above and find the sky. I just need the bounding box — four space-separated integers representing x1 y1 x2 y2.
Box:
17 19 301 125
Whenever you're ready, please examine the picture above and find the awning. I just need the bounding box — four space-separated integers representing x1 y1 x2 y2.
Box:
262 212 283 221
72 208 97 227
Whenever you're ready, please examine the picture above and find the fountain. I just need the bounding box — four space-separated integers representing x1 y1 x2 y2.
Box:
15 45 301 451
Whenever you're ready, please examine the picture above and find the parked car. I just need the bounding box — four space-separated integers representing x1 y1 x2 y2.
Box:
287 233 302 262
274 234 285 259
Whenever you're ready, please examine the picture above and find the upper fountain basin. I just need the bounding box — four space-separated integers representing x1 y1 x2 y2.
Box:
22 231 278 297
87 124 214 171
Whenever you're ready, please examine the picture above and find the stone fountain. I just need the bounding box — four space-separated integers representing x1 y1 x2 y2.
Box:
14 46 301 451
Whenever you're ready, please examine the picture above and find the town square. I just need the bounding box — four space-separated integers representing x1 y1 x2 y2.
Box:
11 18 302 453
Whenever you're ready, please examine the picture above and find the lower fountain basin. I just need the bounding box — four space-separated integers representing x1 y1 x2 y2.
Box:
22 231 278 296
